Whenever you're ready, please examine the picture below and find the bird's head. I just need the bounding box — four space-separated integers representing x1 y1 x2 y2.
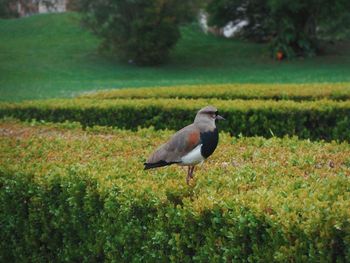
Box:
194 106 225 127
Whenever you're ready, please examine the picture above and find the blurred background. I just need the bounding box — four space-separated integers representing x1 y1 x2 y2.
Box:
0 0 349 101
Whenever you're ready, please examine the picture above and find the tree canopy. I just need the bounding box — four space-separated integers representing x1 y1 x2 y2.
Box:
79 0 200 65
206 0 350 58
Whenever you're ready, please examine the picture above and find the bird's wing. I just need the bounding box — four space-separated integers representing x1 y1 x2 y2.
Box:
146 124 201 164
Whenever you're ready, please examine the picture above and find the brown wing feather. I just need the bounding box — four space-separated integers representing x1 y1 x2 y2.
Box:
146 124 201 165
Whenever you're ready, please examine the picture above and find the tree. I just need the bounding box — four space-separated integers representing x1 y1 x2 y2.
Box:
79 0 200 66
206 0 350 58
0 0 61 18
206 0 270 42
0 0 19 18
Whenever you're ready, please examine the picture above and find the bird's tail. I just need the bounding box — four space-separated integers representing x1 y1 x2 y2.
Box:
144 160 179 170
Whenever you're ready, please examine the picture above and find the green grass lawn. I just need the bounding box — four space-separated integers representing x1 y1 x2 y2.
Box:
1 12 350 102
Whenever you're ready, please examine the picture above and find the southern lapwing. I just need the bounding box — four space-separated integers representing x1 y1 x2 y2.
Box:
144 106 225 184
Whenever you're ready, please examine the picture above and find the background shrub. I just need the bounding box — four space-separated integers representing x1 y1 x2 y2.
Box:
79 0 200 65
1 98 349 141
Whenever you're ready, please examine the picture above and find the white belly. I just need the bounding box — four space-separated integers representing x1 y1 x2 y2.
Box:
181 144 205 165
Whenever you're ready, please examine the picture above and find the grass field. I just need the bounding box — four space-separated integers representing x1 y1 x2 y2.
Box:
1 12 350 101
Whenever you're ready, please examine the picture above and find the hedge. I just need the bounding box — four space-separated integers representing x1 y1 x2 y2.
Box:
1 120 350 262
0 98 350 141
79 83 350 101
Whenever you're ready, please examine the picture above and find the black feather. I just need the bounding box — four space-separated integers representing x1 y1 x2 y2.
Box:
144 160 180 170
200 128 219 158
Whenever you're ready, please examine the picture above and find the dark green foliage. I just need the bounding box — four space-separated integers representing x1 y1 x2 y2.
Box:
206 0 350 58
1 168 350 262
1 168 349 262
0 0 19 18
318 12 350 41
0 169 264 262
0 169 104 262
0 99 350 141
79 0 199 65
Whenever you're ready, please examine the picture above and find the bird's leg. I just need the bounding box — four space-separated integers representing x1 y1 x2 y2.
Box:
189 166 195 179
186 166 195 185
186 166 191 185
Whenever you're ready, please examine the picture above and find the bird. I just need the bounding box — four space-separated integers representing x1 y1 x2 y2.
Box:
144 106 225 184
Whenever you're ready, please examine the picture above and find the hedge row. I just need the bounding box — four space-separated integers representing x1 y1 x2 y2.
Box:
80 83 350 101
1 121 350 262
0 98 350 141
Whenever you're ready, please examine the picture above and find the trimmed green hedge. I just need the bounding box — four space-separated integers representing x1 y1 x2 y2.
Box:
80 83 350 101
0 169 277 262
0 98 350 141
1 121 350 262
2 168 349 262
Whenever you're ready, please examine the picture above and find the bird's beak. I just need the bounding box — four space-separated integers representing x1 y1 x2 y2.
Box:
216 115 225 120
